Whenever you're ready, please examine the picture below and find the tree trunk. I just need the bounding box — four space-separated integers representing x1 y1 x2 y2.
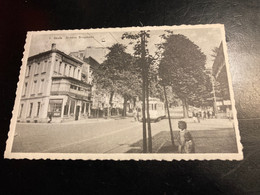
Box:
141 33 147 153
185 103 189 117
182 98 189 118
122 96 127 117
163 86 175 146
145 61 152 153
133 97 136 107
108 91 114 117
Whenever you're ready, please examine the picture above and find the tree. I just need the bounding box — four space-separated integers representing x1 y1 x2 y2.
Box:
158 33 210 118
122 31 153 153
94 43 141 117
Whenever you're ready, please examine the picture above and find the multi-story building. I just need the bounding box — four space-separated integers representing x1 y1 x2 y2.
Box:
18 43 92 123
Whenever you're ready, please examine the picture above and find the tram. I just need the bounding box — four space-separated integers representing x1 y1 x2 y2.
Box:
140 98 166 122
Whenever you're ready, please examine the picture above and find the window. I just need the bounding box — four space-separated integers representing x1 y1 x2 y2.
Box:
41 79 44 92
34 80 37 94
48 99 63 117
23 82 28 96
64 64 67 75
28 103 33 117
42 61 47 73
69 66 72 77
54 59 58 73
31 80 37 95
35 63 39 75
70 84 77 90
26 65 31 77
70 100 75 114
73 67 76 78
78 69 80 79
19 104 24 118
58 62 62 74
38 79 44 94
63 100 69 116
36 102 41 117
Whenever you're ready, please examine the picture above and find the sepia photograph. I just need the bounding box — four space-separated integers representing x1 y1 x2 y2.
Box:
5 25 243 160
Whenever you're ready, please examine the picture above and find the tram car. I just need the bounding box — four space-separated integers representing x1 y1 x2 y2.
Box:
140 98 166 122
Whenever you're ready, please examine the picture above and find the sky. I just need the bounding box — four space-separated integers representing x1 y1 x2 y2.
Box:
29 26 222 68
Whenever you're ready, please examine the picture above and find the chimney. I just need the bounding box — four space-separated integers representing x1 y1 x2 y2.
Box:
51 43 56 50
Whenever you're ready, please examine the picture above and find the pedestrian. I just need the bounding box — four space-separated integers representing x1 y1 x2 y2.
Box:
212 111 215 118
192 111 197 123
48 112 53 123
226 109 232 121
207 110 210 119
133 108 137 121
209 110 213 118
203 111 207 120
176 121 195 153
196 112 201 123
136 108 140 121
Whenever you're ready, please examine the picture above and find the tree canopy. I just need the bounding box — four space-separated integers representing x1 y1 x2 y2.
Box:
93 43 142 115
158 33 212 116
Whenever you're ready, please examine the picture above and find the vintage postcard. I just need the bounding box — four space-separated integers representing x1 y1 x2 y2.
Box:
5 25 243 160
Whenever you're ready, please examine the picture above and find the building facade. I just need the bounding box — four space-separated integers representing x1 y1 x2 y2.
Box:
18 44 92 123
70 50 125 118
211 42 232 117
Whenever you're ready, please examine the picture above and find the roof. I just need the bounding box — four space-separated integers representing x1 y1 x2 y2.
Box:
28 49 83 65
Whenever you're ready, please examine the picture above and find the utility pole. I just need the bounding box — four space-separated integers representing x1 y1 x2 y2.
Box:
163 85 175 146
141 32 147 153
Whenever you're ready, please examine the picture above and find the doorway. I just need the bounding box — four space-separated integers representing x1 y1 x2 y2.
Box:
75 106 80 120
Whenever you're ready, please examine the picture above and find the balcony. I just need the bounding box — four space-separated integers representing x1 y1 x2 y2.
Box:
51 76 92 101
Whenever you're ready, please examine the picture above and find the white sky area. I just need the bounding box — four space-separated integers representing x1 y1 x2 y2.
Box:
29 27 222 68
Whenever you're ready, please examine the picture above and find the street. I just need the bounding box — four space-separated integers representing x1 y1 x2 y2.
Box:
12 107 238 154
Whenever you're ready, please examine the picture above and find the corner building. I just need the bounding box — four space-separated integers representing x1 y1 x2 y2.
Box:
18 44 92 123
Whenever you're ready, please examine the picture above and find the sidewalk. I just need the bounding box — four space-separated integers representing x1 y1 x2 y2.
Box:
127 118 238 153
62 115 131 124
127 129 238 153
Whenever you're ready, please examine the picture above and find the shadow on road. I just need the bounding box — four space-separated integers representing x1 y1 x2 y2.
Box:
126 129 238 153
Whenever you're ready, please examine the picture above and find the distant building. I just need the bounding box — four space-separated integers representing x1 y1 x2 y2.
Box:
18 43 92 123
70 46 108 64
70 49 125 118
211 42 232 116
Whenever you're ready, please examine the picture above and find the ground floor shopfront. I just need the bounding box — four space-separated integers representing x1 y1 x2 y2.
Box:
18 95 91 123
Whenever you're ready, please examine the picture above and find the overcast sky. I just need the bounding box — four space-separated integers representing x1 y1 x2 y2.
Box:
29 27 222 68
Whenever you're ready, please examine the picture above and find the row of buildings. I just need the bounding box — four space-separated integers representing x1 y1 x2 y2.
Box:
210 42 232 118
18 43 125 123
